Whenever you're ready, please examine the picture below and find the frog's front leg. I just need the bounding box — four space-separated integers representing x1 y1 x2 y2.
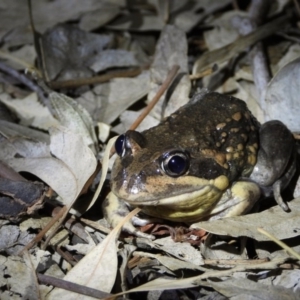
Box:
249 120 296 211
103 192 155 239
208 181 261 220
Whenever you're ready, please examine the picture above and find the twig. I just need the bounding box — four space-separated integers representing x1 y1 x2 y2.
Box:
108 64 179 159
203 258 269 265
48 67 142 89
42 207 69 250
0 62 50 108
277 31 300 44
129 65 180 130
257 227 300 260
51 206 90 243
37 273 112 299
55 246 77 266
80 217 111 234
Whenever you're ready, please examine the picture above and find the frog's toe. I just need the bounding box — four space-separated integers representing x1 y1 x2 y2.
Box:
132 215 162 227
273 180 290 212
123 221 155 240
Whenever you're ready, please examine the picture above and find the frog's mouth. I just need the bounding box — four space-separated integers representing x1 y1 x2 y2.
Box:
113 175 230 222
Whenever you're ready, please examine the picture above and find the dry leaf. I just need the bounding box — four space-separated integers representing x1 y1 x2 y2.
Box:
87 136 117 211
0 92 59 130
79 2 121 31
1 0 115 46
41 25 112 81
49 91 98 153
117 257 288 297
154 236 204 266
0 120 50 144
147 25 190 118
204 11 247 51
5 127 97 206
264 57 300 131
93 71 150 124
191 199 300 241
134 251 203 271
4 45 36 70
0 178 45 221
207 277 299 300
90 49 138 73
48 208 140 299
0 225 36 256
0 255 39 299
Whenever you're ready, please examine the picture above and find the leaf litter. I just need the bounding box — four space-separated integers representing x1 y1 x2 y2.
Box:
0 1 300 299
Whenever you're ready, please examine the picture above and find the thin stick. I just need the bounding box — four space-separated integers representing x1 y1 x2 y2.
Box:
42 207 70 250
257 227 300 260
0 62 47 104
37 273 112 299
80 217 111 234
129 65 180 130
203 258 269 265
49 67 142 89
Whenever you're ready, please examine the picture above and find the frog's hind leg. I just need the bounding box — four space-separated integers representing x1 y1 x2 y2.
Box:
250 120 296 210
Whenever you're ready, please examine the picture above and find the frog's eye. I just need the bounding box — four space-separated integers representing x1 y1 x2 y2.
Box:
161 152 189 177
115 134 125 157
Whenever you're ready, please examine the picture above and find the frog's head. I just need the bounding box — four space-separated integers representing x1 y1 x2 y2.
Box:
110 92 259 222
110 129 231 222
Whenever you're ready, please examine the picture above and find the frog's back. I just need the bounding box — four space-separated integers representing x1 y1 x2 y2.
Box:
143 91 260 181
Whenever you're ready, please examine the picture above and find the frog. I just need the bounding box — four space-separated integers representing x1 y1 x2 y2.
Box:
104 91 297 239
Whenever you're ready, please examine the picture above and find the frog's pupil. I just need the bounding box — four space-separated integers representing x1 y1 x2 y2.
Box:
115 134 125 156
168 155 187 175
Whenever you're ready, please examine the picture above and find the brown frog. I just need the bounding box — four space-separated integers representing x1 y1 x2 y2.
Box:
104 91 296 239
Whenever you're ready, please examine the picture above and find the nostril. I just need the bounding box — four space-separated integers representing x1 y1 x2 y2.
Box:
126 172 146 195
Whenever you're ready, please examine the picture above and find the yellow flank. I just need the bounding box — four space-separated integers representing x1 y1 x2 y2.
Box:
142 186 224 222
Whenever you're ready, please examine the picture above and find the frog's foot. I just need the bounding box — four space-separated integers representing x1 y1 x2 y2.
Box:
122 218 155 240
272 155 297 212
103 192 155 240
264 148 297 212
